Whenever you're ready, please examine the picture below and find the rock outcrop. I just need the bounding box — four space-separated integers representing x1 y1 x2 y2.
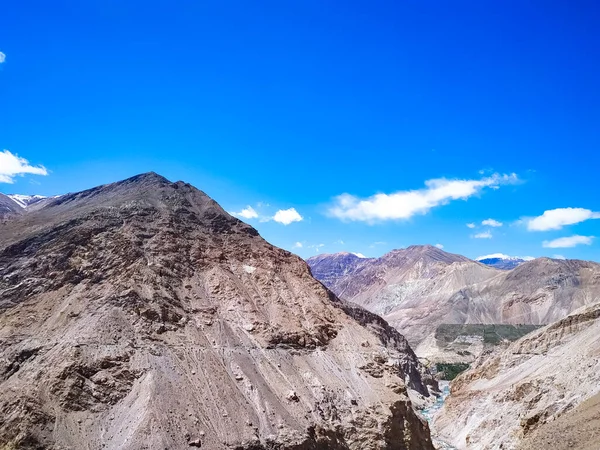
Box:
0 173 436 450
433 302 600 449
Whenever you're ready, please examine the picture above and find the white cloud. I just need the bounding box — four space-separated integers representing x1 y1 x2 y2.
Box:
293 242 303 248
482 218 503 227
273 208 303 225
435 243 444 249
231 206 258 219
474 231 493 239
466 223 476 229
542 235 594 248
308 243 325 253
352 252 367 258
0 52 5 64
0 150 48 183
328 173 518 223
527 208 600 231
553 254 566 260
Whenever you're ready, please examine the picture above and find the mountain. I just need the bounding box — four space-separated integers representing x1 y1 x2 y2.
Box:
306 252 373 291
0 172 436 450
475 253 531 270
7 194 48 209
307 248 600 362
307 246 502 346
0 193 23 221
433 302 600 449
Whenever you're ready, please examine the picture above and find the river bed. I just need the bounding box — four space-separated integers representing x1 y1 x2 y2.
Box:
421 381 457 450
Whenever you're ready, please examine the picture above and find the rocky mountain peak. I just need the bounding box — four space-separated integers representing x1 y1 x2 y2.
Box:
382 245 471 267
0 174 436 450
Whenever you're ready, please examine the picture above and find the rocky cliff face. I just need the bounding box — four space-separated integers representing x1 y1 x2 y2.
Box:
307 249 600 357
433 302 600 449
0 173 436 450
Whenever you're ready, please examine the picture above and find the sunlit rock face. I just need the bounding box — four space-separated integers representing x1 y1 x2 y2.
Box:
0 173 435 450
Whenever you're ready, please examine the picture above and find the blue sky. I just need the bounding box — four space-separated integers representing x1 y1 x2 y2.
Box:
1 0 598 261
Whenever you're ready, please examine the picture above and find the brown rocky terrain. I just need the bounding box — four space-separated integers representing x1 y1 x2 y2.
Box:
0 173 437 450
433 302 600 449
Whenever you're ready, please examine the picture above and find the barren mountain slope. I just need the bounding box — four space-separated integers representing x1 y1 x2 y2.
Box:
433 302 600 449
0 173 436 450
518 390 600 450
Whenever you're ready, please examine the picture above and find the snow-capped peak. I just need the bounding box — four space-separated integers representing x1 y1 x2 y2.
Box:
7 194 47 209
352 252 367 258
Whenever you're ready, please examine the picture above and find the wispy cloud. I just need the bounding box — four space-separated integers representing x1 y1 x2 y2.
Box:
308 243 325 253
328 173 518 223
542 235 594 248
0 150 48 183
482 218 503 227
435 243 444 249
466 223 476 229
293 242 303 248
273 208 303 225
552 254 566 260
473 231 493 239
0 52 5 64
527 208 600 231
230 206 259 219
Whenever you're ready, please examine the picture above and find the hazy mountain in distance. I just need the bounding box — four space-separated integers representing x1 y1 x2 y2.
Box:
307 251 373 290
308 245 501 346
476 253 533 270
0 172 436 450
0 193 23 221
307 248 600 362
7 194 48 209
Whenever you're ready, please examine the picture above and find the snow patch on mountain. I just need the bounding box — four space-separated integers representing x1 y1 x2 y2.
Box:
7 194 47 208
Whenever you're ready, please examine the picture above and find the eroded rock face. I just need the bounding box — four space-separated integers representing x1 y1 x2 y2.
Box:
0 173 435 450
433 302 600 449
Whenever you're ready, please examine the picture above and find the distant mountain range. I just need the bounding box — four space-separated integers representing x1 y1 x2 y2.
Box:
7 194 48 208
0 193 55 220
475 253 534 270
307 246 600 362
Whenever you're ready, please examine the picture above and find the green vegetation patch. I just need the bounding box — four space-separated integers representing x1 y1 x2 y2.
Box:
435 363 470 380
435 323 543 345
